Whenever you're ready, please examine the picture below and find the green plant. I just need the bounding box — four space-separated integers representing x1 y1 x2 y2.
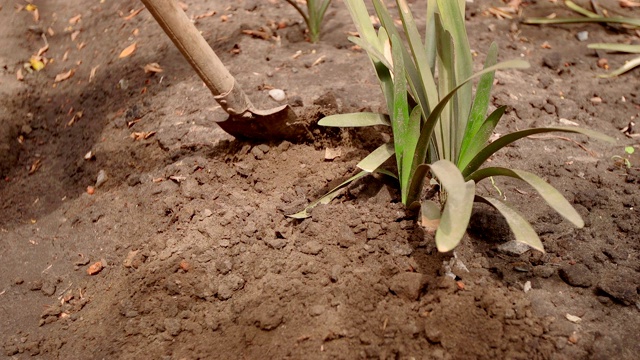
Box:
524 0 640 77
292 0 615 252
285 0 332 43
612 146 635 168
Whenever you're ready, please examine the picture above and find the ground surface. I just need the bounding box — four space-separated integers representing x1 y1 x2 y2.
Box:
1 0 639 359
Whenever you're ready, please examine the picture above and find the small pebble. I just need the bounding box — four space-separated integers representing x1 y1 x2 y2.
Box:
268 89 286 102
576 31 588 41
95 170 108 188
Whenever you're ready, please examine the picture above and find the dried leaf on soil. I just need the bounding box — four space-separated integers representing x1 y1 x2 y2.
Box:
119 43 137 58
193 10 216 20
130 131 156 140
87 261 103 275
68 14 81 25
324 148 342 160
143 63 163 74
28 159 42 175
54 69 75 82
242 29 271 40
16 68 24 81
37 44 49 56
123 8 144 21
89 65 99 82
71 30 80 41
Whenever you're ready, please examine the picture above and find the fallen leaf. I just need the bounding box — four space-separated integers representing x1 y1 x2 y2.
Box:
242 29 271 40
130 131 156 140
620 0 640 8
28 159 42 175
77 42 86 50
71 30 80 41
119 43 137 58
67 110 83 126
62 50 69 61
30 56 45 71
143 62 163 74
87 261 103 275
54 69 75 82
47 27 54 36
123 7 144 21
193 10 216 20
16 68 24 81
89 65 99 82
32 8 39 22
37 43 49 56
220 15 228 22
540 41 551 49
565 314 582 323
69 14 81 25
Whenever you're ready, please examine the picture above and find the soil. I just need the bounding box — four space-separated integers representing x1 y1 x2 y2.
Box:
1 0 639 359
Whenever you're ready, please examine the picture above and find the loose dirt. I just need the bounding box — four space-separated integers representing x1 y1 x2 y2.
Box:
1 0 638 359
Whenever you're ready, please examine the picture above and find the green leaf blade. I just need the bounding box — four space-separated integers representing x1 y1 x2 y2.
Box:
319 113 391 127
429 160 476 252
467 167 584 228
474 195 545 253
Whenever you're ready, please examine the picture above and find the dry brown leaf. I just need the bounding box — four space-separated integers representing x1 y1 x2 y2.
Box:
47 27 54 36
77 42 86 50
54 69 75 82
16 68 24 81
87 261 103 275
540 41 551 49
123 7 144 21
33 8 39 22
37 43 49 56
28 159 42 175
69 14 81 25
62 50 69 61
193 10 216 20
620 0 640 7
324 147 342 160
119 43 137 58
241 29 271 40
143 62 163 74
67 110 83 126
89 65 99 82
71 30 80 41
130 131 156 141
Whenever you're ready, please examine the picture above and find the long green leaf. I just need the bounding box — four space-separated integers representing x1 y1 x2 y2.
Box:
588 43 640 53
434 14 455 162
425 0 437 76
466 167 584 228
474 195 545 252
319 112 390 127
357 142 395 172
406 163 430 209
429 160 476 252
400 107 422 204
411 59 530 187
437 0 474 153
288 170 369 219
457 106 506 171
343 0 380 49
461 42 499 162
391 34 410 187
396 0 438 114
348 36 393 69
461 126 616 177
564 0 598 18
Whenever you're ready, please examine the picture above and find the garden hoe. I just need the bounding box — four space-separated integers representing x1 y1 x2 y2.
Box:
140 0 311 142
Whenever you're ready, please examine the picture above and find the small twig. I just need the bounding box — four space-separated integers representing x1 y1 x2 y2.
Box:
528 135 599 157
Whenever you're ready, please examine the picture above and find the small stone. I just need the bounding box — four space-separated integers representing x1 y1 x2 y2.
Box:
300 240 323 255
559 264 593 288
164 318 182 336
576 31 588 41
216 258 233 275
217 274 244 300
389 272 429 301
533 266 555 278
424 327 442 344
497 241 532 256
309 305 325 317
597 278 638 306
265 238 287 250
268 89 286 102
41 282 56 296
542 52 562 70
29 280 43 291
95 169 108 188
568 331 579 344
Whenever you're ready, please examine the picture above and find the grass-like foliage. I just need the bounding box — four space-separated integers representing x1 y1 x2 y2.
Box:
285 0 332 43
292 0 615 252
